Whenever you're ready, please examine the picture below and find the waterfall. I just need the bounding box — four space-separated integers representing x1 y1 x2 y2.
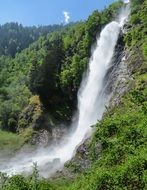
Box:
0 4 130 177
56 21 121 163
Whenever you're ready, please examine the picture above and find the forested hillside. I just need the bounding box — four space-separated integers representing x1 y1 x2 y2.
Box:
0 1 122 133
0 0 147 189
0 23 65 57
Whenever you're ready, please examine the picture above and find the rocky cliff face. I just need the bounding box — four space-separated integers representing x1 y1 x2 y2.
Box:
30 126 68 147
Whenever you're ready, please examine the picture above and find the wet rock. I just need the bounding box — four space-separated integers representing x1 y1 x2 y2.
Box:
53 158 60 165
30 126 68 147
52 137 102 180
30 130 52 146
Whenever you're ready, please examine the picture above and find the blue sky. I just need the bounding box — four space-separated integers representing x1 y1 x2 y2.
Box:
0 0 117 26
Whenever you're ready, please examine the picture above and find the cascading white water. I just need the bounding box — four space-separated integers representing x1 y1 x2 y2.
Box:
0 4 130 177
56 21 121 163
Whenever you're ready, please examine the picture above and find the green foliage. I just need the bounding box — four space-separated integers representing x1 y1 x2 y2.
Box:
0 128 33 153
124 0 147 60
0 164 59 190
0 22 65 57
143 40 147 60
86 11 101 41
18 96 44 131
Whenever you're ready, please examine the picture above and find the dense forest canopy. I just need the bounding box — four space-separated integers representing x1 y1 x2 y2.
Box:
0 23 66 57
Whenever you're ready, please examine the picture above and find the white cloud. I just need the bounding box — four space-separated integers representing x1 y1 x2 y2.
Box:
124 0 130 3
63 11 70 24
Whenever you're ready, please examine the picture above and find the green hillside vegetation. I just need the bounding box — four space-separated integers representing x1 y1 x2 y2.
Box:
0 128 33 154
0 0 147 189
0 1 122 134
0 23 65 57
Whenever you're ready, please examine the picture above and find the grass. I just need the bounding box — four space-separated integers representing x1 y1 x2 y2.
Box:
0 127 33 154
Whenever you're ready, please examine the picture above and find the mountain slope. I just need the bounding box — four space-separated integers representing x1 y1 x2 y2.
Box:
0 1 122 134
0 0 147 189
0 23 65 57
